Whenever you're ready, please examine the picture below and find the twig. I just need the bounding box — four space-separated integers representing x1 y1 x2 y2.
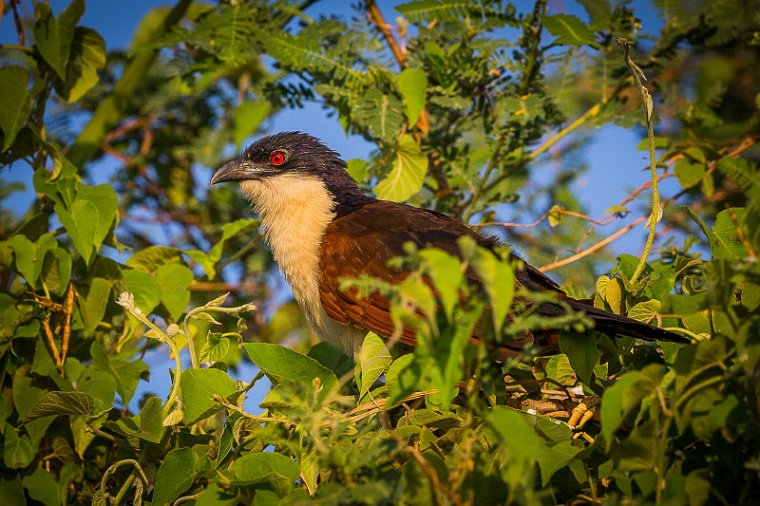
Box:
10 0 25 45
60 284 75 366
617 37 659 284
41 317 62 365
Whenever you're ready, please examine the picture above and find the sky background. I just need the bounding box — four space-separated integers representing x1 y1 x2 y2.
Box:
0 0 679 409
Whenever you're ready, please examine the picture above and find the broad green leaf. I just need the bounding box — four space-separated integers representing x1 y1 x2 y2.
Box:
90 342 148 406
0 294 19 341
357 332 392 401
22 468 58 506
138 396 165 443
397 68 427 126
180 368 239 424
488 407 543 470
559 332 600 385
156 263 194 320
346 158 368 182
233 452 300 483
419 248 462 320
604 277 624 314
600 368 664 446
628 299 661 324
24 391 96 422
357 88 403 141
674 159 705 189
234 100 271 148
62 27 106 102
542 14 597 46
42 247 72 296
243 343 338 395
34 0 84 79
122 269 161 315
126 245 185 272
199 334 231 363
153 447 197 506
6 233 57 287
77 184 119 253
375 134 427 202
616 418 657 472
0 476 25 505
2 424 37 469
712 208 747 259
79 277 112 333
0 66 33 151
55 199 98 262
544 354 576 386
471 247 514 333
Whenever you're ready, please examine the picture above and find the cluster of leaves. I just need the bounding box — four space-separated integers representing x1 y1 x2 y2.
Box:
1 0 759 504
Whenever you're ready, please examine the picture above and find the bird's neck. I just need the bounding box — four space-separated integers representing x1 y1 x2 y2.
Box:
239 174 334 329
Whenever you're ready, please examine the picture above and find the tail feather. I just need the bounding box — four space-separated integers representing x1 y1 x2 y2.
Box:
563 299 689 344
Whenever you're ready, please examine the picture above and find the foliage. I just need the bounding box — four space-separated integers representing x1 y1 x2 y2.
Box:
1 0 760 504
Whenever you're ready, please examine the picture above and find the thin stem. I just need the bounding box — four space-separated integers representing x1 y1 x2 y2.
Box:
618 37 660 284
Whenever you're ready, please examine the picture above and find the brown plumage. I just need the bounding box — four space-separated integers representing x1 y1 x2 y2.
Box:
211 131 688 355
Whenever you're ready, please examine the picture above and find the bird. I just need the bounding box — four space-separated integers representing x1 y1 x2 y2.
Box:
210 131 687 357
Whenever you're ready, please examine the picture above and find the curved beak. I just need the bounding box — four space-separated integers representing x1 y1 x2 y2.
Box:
210 158 265 185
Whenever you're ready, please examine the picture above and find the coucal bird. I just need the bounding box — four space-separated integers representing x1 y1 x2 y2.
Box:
211 132 686 356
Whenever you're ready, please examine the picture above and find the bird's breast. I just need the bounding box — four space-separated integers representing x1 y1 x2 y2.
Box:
239 175 364 353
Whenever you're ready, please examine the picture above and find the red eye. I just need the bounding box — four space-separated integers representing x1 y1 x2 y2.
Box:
270 152 286 165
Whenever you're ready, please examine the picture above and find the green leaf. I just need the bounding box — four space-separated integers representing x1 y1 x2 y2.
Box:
126 245 184 272
243 343 338 395
3 424 37 469
397 68 427 126
122 269 162 315
22 468 59 506
138 396 165 443
346 158 368 183
234 452 300 482
77 184 119 253
24 391 96 422
180 368 239 424
674 159 705 189
357 332 392 401
79 277 112 333
62 27 106 102
234 100 271 148
559 332 599 385
153 447 197 506
541 14 597 46
471 247 514 333
358 89 404 141
90 342 148 406
56 199 97 262
200 334 231 363
0 66 33 151
627 299 661 324
6 233 57 288
34 0 85 79
419 248 462 320
375 135 427 201
544 354 576 386
156 263 194 320
488 407 543 469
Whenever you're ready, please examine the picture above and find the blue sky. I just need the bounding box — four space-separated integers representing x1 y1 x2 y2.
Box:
1 0 676 407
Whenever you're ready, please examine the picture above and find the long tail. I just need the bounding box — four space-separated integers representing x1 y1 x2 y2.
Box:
563 299 690 343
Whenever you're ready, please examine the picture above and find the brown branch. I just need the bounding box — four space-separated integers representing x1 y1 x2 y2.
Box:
366 0 429 135
539 135 760 272
10 0 25 45
41 317 62 365
60 284 75 366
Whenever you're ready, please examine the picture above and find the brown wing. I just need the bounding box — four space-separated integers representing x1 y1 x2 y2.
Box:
318 201 564 346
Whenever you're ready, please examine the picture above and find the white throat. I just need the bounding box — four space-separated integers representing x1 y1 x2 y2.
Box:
239 174 365 353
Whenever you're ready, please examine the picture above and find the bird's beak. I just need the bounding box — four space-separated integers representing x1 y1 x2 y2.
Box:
210 158 265 185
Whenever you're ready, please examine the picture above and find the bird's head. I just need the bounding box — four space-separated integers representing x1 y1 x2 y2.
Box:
210 132 365 208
